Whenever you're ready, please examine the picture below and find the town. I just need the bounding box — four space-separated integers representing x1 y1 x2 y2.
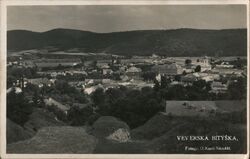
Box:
7 49 247 153
7 49 247 118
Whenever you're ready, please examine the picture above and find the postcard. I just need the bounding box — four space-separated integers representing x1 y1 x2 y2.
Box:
0 0 249 159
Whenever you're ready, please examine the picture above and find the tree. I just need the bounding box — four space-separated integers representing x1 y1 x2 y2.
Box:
228 77 246 100
32 89 44 108
56 64 63 70
7 75 16 88
182 71 187 76
166 84 187 100
142 71 156 81
160 75 171 89
91 88 105 106
92 60 97 69
185 59 192 65
174 75 181 82
153 79 160 91
193 80 207 90
195 65 201 72
68 106 94 126
7 90 33 126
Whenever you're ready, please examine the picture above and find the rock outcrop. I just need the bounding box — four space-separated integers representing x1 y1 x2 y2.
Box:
106 128 130 143
92 116 130 142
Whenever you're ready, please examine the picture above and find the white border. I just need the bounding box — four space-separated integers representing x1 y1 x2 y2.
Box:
0 1 249 159
3 0 249 5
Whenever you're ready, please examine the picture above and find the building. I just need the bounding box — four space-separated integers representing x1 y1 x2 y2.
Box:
26 78 54 88
212 68 243 77
102 69 113 75
44 97 70 114
210 81 228 94
151 63 183 75
192 72 220 82
181 74 198 85
193 57 212 72
96 60 112 67
125 66 142 80
215 62 234 68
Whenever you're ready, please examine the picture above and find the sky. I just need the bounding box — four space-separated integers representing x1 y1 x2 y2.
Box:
7 5 247 33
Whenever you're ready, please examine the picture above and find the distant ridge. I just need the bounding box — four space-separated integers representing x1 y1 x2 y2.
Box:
7 28 247 56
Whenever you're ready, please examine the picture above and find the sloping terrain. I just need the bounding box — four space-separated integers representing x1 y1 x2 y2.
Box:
7 126 98 154
7 118 33 144
147 122 247 154
91 116 149 153
7 113 247 154
91 116 130 138
24 108 66 134
93 139 148 154
131 113 247 153
8 28 247 56
131 113 186 140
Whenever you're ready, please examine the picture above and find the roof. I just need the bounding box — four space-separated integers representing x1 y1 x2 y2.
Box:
27 78 50 85
44 98 70 111
211 81 226 87
152 63 181 70
181 74 197 82
126 66 142 73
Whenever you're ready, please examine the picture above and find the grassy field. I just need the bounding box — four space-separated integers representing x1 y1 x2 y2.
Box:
7 126 97 154
165 100 246 117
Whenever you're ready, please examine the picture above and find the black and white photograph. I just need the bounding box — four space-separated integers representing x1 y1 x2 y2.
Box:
2 1 248 156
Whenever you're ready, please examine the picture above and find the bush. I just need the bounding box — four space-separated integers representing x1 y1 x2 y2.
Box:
67 105 94 126
7 90 33 126
92 87 165 128
47 104 67 122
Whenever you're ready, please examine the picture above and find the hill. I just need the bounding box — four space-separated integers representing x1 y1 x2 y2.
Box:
7 28 247 56
7 118 33 144
24 108 67 134
7 126 97 153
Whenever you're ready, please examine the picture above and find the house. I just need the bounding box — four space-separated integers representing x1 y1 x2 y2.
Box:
211 68 243 76
44 97 70 114
210 81 228 94
192 72 220 82
193 57 212 72
215 62 234 68
84 84 104 95
96 60 112 67
151 63 183 75
37 71 66 78
7 87 22 94
125 66 142 80
65 70 88 76
26 78 53 88
170 81 184 86
119 66 127 73
181 74 198 85
102 69 113 75
120 75 129 82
